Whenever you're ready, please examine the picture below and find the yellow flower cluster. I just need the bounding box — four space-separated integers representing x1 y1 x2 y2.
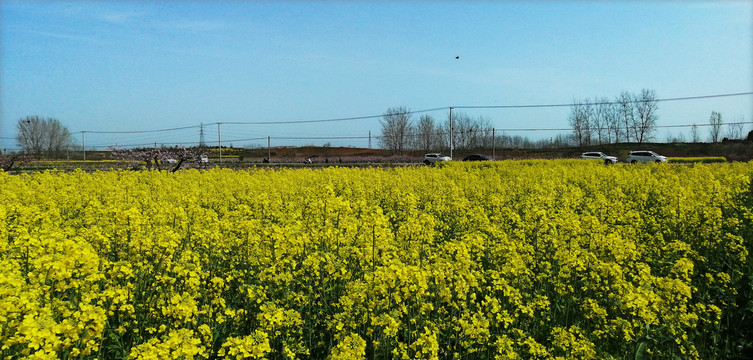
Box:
1 160 751 359
667 156 727 163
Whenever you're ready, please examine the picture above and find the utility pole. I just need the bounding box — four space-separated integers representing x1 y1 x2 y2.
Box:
267 136 271 160
449 107 454 159
492 128 496 159
82 132 86 162
217 123 222 164
368 131 372 149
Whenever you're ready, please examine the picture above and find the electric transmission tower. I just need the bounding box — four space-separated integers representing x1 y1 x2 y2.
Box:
199 123 206 148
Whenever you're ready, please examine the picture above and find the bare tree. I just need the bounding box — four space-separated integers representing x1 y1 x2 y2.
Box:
726 115 745 140
691 124 700 143
617 92 636 142
592 97 610 144
448 112 473 150
475 117 495 149
552 133 573 148
16 117 46 157
665 130 684 143
46 119 73 157
569 99 592 147
414 115 439 153
709 111 723 143
16 116 74 158
463 116 490 150
441 112 493 151
379 106 412 154
634 89 658 143
604 100 622 144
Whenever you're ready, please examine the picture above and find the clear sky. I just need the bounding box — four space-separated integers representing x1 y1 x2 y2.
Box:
2 0 752 150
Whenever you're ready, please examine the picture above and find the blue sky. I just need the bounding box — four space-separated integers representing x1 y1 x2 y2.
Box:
1 1 752 150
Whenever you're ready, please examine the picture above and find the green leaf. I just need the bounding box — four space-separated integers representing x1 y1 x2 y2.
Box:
635 342 647 360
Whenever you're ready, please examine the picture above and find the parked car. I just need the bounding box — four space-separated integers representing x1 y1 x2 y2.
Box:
627 151 667 164
580 152 618 164
462 154 491 161
424 153 451 165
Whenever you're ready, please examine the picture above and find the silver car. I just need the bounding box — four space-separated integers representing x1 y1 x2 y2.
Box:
626 151 667 164
580 152 618 164
424 153 451 165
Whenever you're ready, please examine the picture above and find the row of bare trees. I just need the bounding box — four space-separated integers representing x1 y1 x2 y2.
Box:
382 91 662 154
569 89 659 147
379 106 545 154
707 111 750 143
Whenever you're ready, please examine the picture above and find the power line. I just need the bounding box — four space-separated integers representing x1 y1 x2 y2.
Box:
216 136 267 143
452 92 753 110
273 135 371 140
84 122 753 147
655 92 753 103
491 121 753 132
21 90 745 151
68 91 751 134
221 107 447 125
75 124 204 135
655 121 752 129
80 119 753 148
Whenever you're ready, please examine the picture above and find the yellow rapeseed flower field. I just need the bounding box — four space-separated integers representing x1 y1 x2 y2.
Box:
1 160 752 359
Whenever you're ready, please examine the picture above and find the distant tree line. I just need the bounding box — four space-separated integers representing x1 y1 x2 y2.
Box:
379 90 663 154
379 106 555 154
568 89 659 147
677 111 747 144
705 111 749 143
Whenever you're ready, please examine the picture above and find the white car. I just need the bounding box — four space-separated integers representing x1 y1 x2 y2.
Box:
627 151 667 164
424 153 451 165
580 152 618 164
